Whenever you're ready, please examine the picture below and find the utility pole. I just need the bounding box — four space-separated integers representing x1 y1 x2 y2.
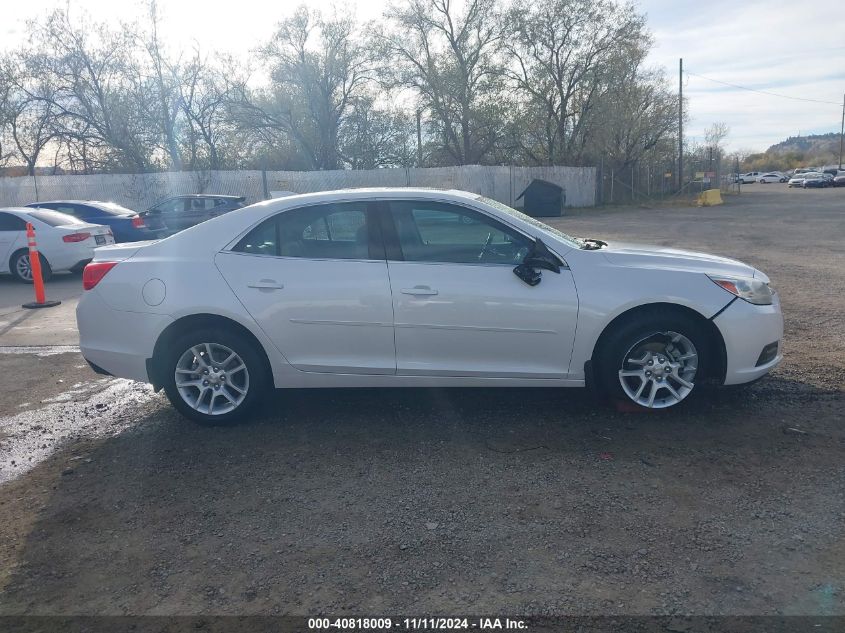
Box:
678 58 683 191
416 109 423 167
839 93 844 169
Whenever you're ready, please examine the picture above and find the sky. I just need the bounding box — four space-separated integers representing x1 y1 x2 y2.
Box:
2 0 844 153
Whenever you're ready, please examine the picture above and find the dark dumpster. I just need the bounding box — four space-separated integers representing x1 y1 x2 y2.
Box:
515 179 565 217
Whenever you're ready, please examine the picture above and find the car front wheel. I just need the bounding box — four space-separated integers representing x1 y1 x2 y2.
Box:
597 312 709 409
161 328 269 425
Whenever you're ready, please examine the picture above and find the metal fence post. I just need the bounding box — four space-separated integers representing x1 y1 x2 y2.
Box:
261 169 269 200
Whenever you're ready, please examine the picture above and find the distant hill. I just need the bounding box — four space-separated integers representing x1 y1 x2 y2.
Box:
767 132 840 155
742 133 842 171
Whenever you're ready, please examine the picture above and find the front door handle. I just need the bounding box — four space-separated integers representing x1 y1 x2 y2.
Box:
400 285 438 296
247 279 285 290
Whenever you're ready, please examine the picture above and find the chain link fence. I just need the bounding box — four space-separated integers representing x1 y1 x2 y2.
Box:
595 154 737 205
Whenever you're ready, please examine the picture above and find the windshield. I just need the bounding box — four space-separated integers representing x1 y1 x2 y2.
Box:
27 209 85 227
476 196 584 249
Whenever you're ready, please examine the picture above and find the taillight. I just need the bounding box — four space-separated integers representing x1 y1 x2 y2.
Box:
63 232 91 243
82 261 118 290
131 216 145 228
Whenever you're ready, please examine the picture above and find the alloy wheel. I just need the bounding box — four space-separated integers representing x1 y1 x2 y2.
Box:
15 254 33 281
618 330 699 408
174 343 250 415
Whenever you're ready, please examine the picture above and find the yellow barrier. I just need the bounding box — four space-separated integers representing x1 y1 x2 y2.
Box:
697 189 723 207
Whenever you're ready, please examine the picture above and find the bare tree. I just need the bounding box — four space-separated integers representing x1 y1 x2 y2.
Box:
141 0 183 169
0 56 18 168
339 94 417 168
593 66 678 169
505 0 647 165
0 55 59 175
380 0 506 165
0 0 683 175
179 51 236 170
23 8 157 171
231 6 376 170
705 121 730 153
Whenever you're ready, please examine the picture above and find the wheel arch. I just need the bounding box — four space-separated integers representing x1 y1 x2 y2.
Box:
589 302 727 382
148 313 274 391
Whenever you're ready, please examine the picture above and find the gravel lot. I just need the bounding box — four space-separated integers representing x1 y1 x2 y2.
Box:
0 184 843 616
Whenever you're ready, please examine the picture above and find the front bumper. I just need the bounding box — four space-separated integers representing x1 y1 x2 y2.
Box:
713 294 784 385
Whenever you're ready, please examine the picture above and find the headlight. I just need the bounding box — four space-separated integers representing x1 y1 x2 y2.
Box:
707 275 773 305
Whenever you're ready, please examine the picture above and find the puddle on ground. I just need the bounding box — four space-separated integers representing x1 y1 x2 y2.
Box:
0 378 158 484
0 345 81 357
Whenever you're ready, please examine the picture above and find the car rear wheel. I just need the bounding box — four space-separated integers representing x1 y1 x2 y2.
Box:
596 312 709 409
161 328 269 425
10 250 52 284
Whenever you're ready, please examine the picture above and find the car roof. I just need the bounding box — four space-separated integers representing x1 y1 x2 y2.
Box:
0 207 41 215
252 187 480 205
140 187 584 261
27 200 131 209
160 194 245 200
0 206 81 223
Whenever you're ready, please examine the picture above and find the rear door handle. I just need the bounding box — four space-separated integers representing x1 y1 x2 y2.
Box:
247 279 284 290
400 285 438 296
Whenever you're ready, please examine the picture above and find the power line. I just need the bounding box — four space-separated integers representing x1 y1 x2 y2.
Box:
685 71 842 106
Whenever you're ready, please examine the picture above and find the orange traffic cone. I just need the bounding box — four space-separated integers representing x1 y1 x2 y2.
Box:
22 222 61 310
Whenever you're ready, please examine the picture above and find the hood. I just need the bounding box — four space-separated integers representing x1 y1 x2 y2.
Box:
601 241 763 280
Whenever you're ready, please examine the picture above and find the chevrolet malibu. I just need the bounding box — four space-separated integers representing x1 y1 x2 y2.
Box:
76 189 783 424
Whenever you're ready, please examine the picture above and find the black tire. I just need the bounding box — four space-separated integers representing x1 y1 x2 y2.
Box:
595 310 712 410
160 327 270 425
10 250 52 284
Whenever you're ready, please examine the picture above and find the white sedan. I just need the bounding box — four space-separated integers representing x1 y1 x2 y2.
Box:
76 189 783 424
0 207 114 282
758 173 786 183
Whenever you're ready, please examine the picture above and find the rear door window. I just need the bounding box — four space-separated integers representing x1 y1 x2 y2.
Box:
233 202 382 260
0 212 28 231
154 199 187 214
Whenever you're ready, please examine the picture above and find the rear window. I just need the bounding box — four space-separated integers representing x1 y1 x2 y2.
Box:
96 203 137 216
27 209 86 227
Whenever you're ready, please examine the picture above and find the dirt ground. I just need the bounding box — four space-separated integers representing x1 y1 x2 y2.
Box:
0 184 843 616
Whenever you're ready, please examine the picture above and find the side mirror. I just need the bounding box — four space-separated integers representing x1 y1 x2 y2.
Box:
513 263 542 286
513 238 561 285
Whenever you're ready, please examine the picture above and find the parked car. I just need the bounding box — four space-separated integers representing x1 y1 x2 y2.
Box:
832 171 845 187
77 188 783 424
25 200 160 243
0 207 114 283
758 173 787 183
802 173 830 188
738 172 761 184
788 173 811 187
141 194 247 235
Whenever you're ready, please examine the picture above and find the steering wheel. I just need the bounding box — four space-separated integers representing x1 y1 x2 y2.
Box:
478 232 494 261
